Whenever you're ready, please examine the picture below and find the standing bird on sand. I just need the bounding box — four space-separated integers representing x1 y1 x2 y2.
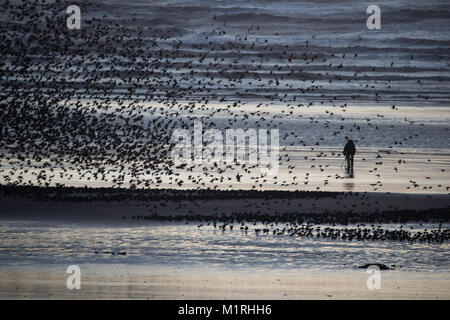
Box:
343 140 356 175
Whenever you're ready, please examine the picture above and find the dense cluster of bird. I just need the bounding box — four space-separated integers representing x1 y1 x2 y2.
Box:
131 214 449 243
1 0 449 195
247 223 449 243
0 184 338 202
2 184 448 243
125 206 448 226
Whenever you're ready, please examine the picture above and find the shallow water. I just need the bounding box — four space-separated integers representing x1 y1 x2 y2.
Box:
0 220 448 275
74 0 450 106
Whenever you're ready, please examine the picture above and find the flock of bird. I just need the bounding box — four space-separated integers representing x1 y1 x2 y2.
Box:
1 0 449 238
131 211 450 243
2 184 448 243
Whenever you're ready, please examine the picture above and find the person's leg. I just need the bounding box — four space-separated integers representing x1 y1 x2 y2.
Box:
350 155 354 172
346 156 351 173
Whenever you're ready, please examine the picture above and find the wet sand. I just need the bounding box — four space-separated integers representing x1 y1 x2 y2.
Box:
3 145 449 194
1 191 449 223
1 268 448 299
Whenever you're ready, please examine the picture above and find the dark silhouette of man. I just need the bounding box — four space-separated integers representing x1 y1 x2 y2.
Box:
343 140 356 174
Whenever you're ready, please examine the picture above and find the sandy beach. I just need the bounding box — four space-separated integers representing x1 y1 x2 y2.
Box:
1 267 448 300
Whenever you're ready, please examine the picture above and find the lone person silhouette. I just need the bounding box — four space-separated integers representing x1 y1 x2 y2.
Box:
343 139 356 174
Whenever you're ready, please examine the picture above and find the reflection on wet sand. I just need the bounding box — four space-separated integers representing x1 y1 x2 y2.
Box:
343 181 355 191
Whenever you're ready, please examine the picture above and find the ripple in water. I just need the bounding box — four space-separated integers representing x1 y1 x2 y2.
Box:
0 221 448 274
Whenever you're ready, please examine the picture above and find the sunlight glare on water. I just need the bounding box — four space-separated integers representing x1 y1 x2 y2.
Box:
0 221 448 274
